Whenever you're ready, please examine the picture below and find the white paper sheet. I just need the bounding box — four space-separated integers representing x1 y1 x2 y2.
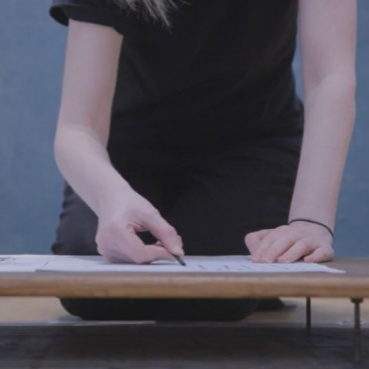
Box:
0 255 75 272
0 255 344 274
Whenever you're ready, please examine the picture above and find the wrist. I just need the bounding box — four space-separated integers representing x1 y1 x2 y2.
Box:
95 176 133 217
288 218 334 239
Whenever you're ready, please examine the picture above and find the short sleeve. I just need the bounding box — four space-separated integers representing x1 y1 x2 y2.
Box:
49 0 127 35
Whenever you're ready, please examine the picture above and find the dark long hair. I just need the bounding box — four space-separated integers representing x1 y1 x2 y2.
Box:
113 0 176 25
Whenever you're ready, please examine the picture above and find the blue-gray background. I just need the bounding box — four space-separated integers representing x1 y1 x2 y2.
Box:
0 1 368 256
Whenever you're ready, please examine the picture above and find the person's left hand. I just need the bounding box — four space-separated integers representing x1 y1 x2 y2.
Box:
244 222 334 263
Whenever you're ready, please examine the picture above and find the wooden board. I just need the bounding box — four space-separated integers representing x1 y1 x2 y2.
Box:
1 297 369 327
0 258 369 298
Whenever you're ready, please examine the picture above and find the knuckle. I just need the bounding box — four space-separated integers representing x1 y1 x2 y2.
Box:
164 226 178 237
96 244 104 255
299 238 311 246
145 207 161 218
95 233 104 246
278 236 293 245
96 243 108 257
95 232 107 250
98 222 119 238
245 233 255 244
102 254 118 263
322 246 335 260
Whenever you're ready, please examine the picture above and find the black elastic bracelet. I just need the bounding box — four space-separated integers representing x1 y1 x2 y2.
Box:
288 218 334 239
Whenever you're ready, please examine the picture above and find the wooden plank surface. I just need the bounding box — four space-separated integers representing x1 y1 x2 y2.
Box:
0 297 368 327
1 258 369 298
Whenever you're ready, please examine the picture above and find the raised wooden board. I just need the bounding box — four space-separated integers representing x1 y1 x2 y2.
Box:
1 297 368 326
0 258 369 298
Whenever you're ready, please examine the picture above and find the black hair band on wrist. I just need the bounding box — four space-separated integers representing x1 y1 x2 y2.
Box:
288 218 334 239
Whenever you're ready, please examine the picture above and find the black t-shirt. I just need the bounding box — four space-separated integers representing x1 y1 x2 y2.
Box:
50 0 303 147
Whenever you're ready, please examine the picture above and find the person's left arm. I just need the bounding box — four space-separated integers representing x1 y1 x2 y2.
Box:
245 0 357 263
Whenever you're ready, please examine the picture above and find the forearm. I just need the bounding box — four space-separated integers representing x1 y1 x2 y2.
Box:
289 75 356 230
54 124 132 216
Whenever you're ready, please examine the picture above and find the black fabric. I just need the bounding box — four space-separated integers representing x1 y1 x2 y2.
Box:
49 0 304 321
50 0 127 34
50 0 304 147
54 134 301 321
53 135 302 257
60 298 261 322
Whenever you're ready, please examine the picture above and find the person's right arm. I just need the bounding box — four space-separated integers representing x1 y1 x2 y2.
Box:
54 20 183 263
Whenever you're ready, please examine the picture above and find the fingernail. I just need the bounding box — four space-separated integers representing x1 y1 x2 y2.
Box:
172 244 184 256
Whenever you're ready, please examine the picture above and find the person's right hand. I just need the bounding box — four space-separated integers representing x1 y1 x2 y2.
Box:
95 187 184 264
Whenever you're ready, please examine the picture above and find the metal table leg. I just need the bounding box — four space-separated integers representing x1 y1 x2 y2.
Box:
306 297 311 331
351 298 363 363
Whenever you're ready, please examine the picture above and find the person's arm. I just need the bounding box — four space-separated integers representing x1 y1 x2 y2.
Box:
245 0 356 263
55 20 183 263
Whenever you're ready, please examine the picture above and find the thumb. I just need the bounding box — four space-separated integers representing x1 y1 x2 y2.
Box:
304 246 334 263
141 244 177 263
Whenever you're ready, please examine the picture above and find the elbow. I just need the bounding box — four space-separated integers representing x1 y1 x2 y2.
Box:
304 71 357 114
304 69 357 99
53 123 67 173
53 121 78 173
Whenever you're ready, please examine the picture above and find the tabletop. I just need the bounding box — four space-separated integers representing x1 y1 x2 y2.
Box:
0 258 368 298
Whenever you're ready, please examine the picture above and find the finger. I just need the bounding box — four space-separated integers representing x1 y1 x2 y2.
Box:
156 240 186 258
96 221 175 264
101 242 175 264
251 229 286 262
141 211 183 255
100 246 131 263
304 246 334 263
125 227 176 264
261 237 296 263
244 229 272 254
138 245 177 264
97 222 141 261
277 239 316 263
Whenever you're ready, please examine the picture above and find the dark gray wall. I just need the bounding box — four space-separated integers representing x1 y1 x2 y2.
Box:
0 0 368 256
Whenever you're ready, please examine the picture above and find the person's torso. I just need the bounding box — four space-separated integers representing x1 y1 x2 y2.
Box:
111 0 303 146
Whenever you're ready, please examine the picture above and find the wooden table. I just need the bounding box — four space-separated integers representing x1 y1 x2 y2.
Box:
0 259 368 298
0 258 368 362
